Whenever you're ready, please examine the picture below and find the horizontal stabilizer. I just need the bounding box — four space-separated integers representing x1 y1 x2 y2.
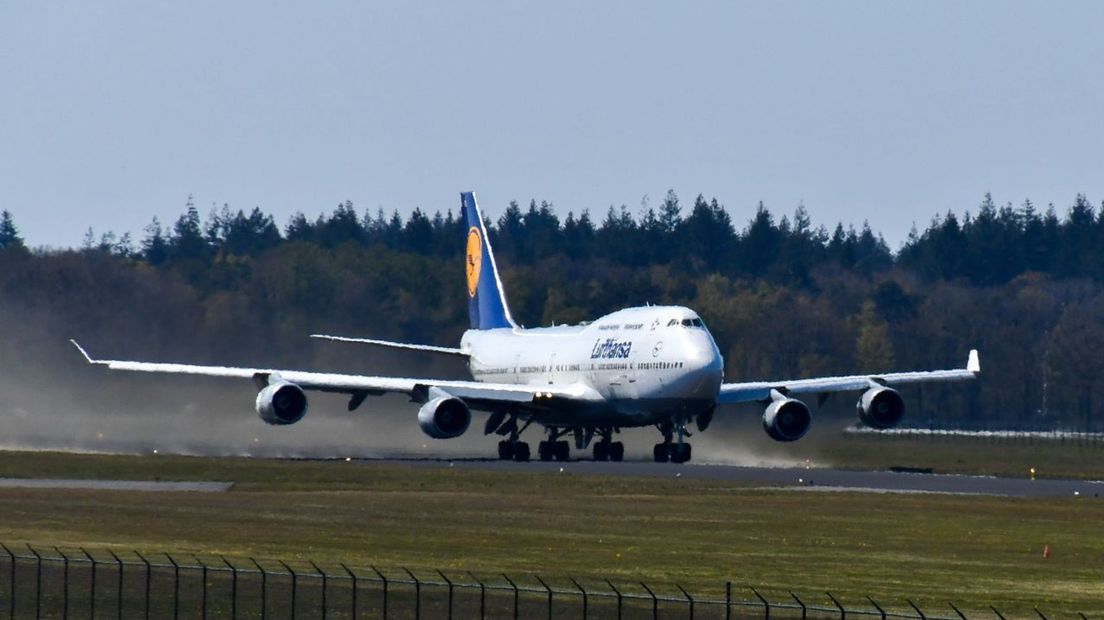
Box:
310 334 468 358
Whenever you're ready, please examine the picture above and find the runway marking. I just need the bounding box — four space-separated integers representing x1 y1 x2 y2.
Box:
0 478 233 492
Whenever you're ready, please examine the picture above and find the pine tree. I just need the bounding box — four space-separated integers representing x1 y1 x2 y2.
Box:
0 210 25 250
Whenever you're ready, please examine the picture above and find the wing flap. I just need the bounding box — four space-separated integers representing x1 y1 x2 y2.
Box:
310 334 468 358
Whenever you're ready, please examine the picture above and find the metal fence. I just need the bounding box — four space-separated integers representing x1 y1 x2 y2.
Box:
844 426 1104 447
0 544 1087 619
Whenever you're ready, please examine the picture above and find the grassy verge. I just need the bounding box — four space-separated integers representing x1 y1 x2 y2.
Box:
819 433 1104 480
0 450 1099 614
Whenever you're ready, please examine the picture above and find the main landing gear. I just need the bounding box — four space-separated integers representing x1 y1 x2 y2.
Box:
494 414 533 462
538 426 571 462
653 421 693 464
498 440 531 462
591 427 625 462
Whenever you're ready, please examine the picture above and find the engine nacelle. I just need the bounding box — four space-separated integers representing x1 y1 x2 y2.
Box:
857 386 905 429
256 382 308 426
762 398 811 442
417 396 472 439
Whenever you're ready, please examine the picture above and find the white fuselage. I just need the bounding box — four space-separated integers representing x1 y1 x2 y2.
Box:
460 306 724 427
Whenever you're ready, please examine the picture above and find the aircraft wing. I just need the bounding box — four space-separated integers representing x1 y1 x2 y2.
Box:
309 334 469 358
717 349 980 405
70 340 600 409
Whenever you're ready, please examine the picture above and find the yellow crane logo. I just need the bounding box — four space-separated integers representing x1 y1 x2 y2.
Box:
466 227 482 298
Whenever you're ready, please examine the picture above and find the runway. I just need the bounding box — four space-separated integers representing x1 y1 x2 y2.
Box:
372 458 1104 498
0 478 233 492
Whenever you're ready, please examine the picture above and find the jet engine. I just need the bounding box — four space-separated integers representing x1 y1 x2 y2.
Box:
418 396 472 439
256 382 308 425
762 397 811 442
857 386 905 429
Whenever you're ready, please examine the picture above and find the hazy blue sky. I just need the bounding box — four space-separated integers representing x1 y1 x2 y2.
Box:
2 2 1102 249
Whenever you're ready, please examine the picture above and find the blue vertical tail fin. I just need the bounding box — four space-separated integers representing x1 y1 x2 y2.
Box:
461 192 516 330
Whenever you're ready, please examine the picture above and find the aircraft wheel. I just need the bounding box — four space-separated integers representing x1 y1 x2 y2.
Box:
671 443 692 464
593 440 610 462
609 442 625 462
652 443 670 463
513 442 531 462
498 440 514 460
538 441 554 462
554 441 570 461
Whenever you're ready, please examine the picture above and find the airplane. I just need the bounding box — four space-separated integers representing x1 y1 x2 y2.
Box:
72 192 980 464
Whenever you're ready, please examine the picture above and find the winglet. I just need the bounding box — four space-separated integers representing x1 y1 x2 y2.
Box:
70 339 96 364
967 349 980 374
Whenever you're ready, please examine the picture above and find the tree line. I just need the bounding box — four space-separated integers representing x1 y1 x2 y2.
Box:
1 190 1103 432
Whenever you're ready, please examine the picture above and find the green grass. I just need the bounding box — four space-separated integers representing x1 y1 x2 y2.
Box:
0 449 1100 614
820 433 1104 480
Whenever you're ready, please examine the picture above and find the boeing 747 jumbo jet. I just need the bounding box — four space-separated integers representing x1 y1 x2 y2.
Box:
73 192 980 463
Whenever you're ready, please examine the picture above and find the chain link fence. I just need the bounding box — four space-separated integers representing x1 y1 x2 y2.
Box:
0 544 1086 619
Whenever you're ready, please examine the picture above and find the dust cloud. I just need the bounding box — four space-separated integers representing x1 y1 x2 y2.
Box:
0 298 850 465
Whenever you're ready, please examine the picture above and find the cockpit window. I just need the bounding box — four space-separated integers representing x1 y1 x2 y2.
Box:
681 319 693 326
667 319 678 326
679 318 705 328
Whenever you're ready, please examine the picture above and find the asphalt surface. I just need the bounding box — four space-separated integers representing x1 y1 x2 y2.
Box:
374 458 1104 498
0 478 233 492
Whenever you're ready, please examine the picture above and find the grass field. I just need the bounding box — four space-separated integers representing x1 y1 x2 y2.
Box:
0 447 1101 615
820 433 1104 480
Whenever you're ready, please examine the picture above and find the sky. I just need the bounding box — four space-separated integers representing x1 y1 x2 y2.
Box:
2 1 1103 250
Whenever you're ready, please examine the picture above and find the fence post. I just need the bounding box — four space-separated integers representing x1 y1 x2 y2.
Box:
640 581 658 620
826 591 845 620
278 561 297 620
1 543 13 620
136 552 152 620
370 566 388 620
220 556 236 620
26 546 40 620
605 579 623 620
250 559 267 620
402 568 420 620
867 596 886 620
535 575 552 620
310 561 327 620
570 577 587 620
502 574 519 620
54 547 69 620
790 592 807 620
106 550 124 620
80 548 96 620
340 564 357 620
725 582 731 620
166 554 180 620
676 584 694 620
907 599 926 620
990 607 1007 620
752 587 769 620
437 570 454 620
193 556 207 620
1035 607 1048 620
467 572 485 620
949 602 967 620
